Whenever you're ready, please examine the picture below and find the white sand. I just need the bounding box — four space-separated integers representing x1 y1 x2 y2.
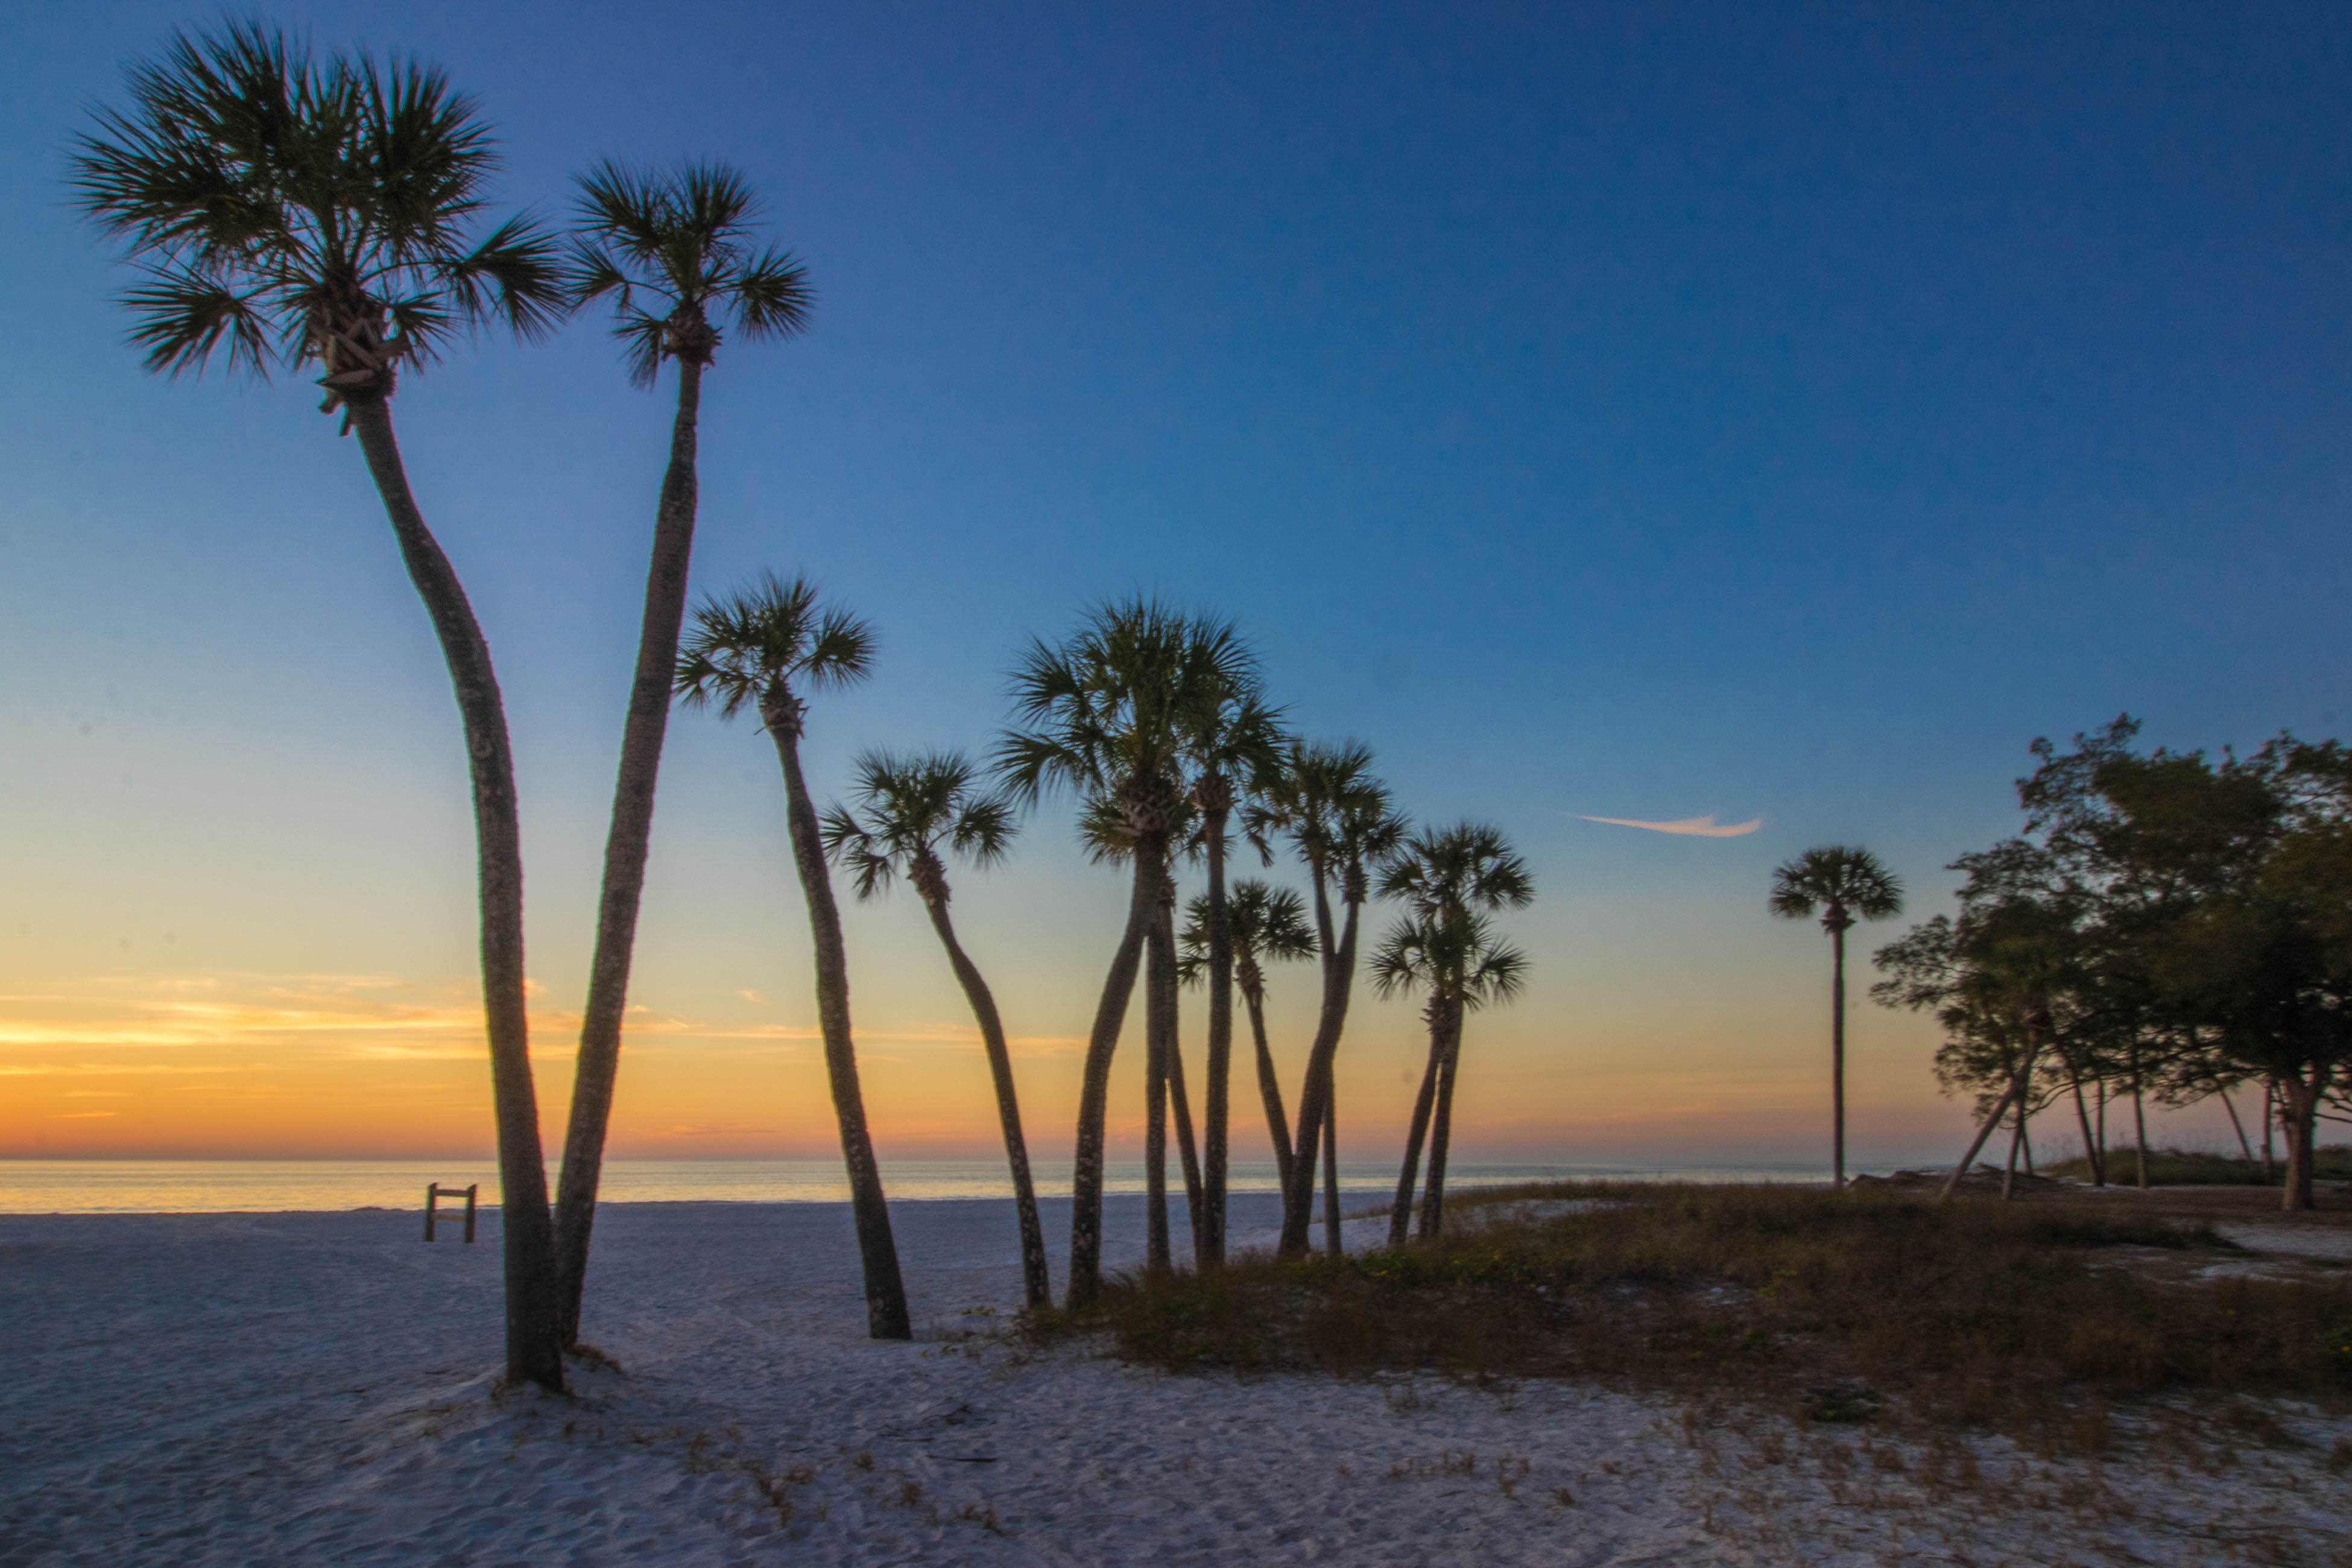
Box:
4 1192 2345 1566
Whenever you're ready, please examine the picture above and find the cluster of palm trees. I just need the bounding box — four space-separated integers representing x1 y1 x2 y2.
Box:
69 24 1537 1391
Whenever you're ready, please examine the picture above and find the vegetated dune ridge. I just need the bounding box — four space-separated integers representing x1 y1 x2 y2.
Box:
1 1191 2344 1567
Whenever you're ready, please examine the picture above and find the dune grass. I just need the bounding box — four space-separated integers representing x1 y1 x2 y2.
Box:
2043 1144 2352 1186
1035 1183 2352 1449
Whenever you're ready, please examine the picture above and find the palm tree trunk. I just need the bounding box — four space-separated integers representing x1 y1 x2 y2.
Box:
1282 879 1361 1256
1321 1087 1341 1255
1069 851 1158 1306
922 893 1051 1309
1145 904 1171 1271
1417 1002 1465 1241
763 698 909 1339
554 356 704 1348
347 398 562 1392
1389 996 1445 1249
1163 987 1205 1261
1830 925 1847 1189
1201 804 1235 1267
1243 973 1294 1196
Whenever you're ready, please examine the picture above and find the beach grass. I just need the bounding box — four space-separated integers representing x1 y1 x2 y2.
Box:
2043 1143 2352 1186
1036 1183 2352 1450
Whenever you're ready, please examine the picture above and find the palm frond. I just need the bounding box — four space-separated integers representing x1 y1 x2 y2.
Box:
119 269 271 376
441 211 568 341
732 248 815 338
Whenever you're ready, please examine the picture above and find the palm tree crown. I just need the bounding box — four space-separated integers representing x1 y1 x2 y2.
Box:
70 22 562 408
567 160 814 386
1769 846 1905 934
1372 909 1529 1011
1380 821 1535 918
821 751 1017 902
1178 880 1317 987
674 572 873 719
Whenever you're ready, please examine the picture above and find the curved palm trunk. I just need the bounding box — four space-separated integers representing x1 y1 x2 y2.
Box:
554 356 705 1347
1281 873 1360 1257
2068 1066 2101 1187
1417 1004 1466 1241
1937 1026 2039 1202
1069 849 1160 1306
1242 970 1294 1196
922 890 1051 1309
1389 996 1447 1248
349 399 562 1391
1145 904 1171 1271
2221 1088 2255 1166
1201 803 1236 1266
1321 1087 1341 1255
1163 986 1205 1260
763 694 909 1339
1829 924 1847 1190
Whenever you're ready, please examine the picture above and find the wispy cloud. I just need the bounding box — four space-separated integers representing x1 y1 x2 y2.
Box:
1574 813 1761 838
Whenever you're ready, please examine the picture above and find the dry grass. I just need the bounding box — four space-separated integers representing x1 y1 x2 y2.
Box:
1035 1183 2352 1449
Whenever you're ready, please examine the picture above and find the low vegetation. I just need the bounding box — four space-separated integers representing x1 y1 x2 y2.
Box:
2043 1144 2352 1186
1038 1183 2352 1450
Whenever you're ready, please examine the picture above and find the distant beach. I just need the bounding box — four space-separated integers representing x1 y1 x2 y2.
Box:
0 1157 1869 1215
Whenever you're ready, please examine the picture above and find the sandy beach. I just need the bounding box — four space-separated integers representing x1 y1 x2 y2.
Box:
4 1191 2347 1567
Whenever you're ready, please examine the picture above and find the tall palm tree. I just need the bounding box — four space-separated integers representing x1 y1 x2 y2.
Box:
1248 742 1406 1256
71 24 568 1389
820 751 1050 1309
1376 823 1535 1245
1769 845 1905 1189
554 163 813 1346
677 574 909 1339
1374 909 1528 1241
1175 686 1287 1268
995 599 1252 1304
1180 881 1317 1197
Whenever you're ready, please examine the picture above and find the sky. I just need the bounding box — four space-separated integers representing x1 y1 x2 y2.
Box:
2 1 2347 1170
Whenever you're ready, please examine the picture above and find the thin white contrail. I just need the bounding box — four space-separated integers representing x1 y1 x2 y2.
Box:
1573 813 1761 838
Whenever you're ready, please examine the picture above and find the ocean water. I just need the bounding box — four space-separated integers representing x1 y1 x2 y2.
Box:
0 1158 1850 1215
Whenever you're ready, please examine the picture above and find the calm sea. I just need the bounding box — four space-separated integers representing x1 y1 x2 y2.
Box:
0 1159 1848 1215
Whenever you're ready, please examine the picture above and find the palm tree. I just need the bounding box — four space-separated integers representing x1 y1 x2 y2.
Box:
677 574 909 1338
820 751 1050 1309
554 163 814 1346
1769 845 1905 1189
1248 742 1406 1256
1376 823 1535 1245
1175 684 1287 1268
1180 881 1317 1198
70 24 568 1389
995 600 1253 1304
1373 909 1528 1241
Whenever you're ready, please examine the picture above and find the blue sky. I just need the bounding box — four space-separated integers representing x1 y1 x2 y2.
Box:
2 1 2346 1163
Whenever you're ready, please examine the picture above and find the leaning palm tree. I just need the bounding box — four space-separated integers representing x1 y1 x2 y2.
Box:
70 24 568 1389
1180 880 1317 1196
995 599 1253 1304
1769 845 1905 1189
1175 685 1287 1268
820 751 1049 1309
1377 823 1535 1245
554 163 814 1346
1373 909 1528 1241
1247 742 1407 1256
677 574 909 1338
